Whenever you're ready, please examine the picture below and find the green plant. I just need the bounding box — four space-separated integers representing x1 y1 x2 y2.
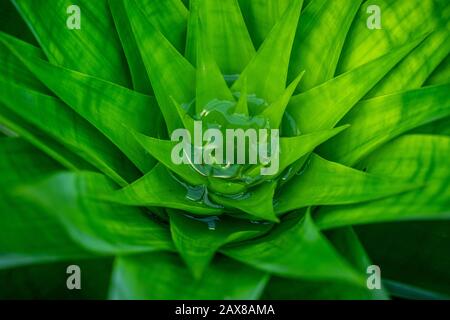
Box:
0 0 449 300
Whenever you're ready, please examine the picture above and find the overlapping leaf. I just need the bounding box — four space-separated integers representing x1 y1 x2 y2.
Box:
1 33 157 173
109 252 268 299
168 210 272 278
223 211 365 285
275 154 416 214
319 84 450 166
316 135 450 229
13 0 132 86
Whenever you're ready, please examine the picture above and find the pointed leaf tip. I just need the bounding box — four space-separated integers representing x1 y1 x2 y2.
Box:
124 0 195 133
232 0 303 103
234 76 249 116
195 18 234 114
262 70 305 128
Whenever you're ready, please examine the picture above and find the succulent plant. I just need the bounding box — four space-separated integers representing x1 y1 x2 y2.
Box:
0 0 449 299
